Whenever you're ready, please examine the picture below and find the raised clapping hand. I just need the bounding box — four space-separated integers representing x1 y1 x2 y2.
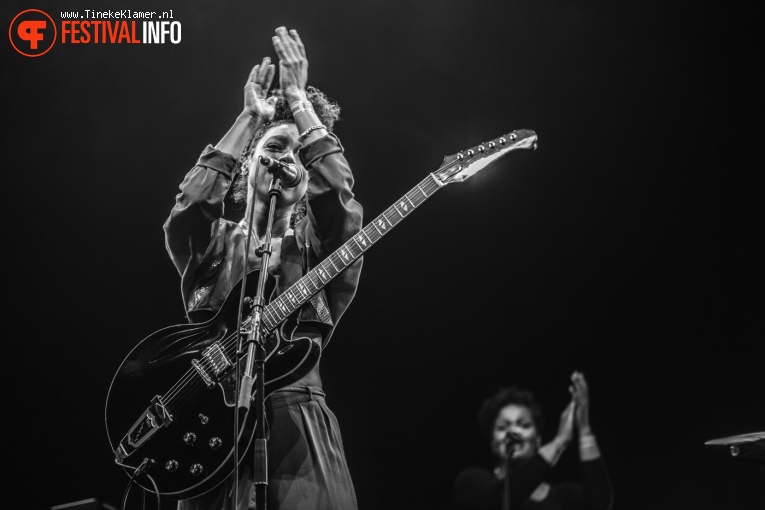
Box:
571 371 601 461
556 398 576 446
244 56 277 123
271 26 308 102
570 371 592 437
538 396 575 468
539 372 599 466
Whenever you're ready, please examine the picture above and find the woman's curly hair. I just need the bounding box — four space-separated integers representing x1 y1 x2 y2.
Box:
478 386 546 444
227 86 341 227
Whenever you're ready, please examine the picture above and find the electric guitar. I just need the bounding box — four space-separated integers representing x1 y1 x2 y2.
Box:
104 128 538 499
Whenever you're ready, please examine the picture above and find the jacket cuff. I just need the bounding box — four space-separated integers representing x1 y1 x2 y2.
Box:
298 133 344 169
198 144 238 179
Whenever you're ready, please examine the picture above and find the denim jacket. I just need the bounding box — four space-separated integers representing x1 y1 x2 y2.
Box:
163 133 363 347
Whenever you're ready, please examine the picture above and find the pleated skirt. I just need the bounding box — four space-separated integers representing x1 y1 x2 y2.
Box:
177 386 357 510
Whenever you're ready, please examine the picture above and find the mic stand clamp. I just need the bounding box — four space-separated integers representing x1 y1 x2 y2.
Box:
236 176 283 510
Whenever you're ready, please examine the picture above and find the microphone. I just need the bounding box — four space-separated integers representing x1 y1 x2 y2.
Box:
259 156 304 188
503 432 524 459
504 432 523 445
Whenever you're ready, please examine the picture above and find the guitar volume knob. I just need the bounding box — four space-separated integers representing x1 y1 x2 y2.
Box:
165 460 179 472
209 437 223 450
190 463 204 476
183 432 197 445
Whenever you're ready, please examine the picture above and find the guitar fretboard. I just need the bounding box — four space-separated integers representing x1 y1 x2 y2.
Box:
262 173 442 330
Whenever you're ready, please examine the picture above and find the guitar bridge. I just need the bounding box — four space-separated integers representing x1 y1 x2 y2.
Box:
191 343 233 388
114 396 173 462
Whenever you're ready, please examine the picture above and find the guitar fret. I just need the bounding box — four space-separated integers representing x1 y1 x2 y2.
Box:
316 265 329 283
342 240 357 259
364 223 382 243
263 313 275 332
346 242 362 259
362 226 378 246
306 273 321 292
338 245 352 264
266 307 280 325
331 252 346 270
351 235 365 252
408 192 422 209
426 173 442 190
263 307 278 327
259 171 446 337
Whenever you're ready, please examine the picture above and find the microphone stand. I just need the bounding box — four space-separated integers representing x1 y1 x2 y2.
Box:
236 175 283 510
502 452 511 510
501 436 522 510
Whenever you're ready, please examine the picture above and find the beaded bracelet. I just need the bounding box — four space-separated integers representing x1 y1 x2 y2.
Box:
298 124 327 142
290 100 315 115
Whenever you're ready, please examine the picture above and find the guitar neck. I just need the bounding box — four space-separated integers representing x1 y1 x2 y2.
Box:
262 172 443 330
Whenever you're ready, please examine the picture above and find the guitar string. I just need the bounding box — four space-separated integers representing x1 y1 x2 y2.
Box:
162 206 423 409
118 140 521 490
159 255 340 410
160 293 273 406
157 175 442 410
162 216 415 410
162 330 239 408
162 308 270 407
163 312 278 409
139 141 529 459
128 145 515 443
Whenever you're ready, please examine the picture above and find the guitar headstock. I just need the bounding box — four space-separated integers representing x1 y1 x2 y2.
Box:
433 129 538 185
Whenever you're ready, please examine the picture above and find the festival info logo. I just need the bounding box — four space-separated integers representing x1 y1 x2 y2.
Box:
10 9 57 57
10 9 180 56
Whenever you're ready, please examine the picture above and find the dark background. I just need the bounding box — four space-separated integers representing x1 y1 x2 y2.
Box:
4 0 763 509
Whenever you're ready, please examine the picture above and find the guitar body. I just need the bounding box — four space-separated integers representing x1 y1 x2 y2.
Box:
105 269 321 500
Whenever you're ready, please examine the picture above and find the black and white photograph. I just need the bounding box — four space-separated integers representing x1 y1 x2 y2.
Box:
4 1 763 509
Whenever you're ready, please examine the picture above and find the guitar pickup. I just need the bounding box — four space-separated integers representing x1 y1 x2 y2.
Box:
114 396 173 462
191 343 233 388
